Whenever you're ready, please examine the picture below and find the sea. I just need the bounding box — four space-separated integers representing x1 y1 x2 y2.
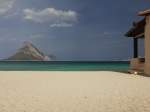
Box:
0 61 129 72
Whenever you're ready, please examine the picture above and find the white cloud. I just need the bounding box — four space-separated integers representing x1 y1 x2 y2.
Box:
23 8 77 27
50 23 73 28
0 0 15 15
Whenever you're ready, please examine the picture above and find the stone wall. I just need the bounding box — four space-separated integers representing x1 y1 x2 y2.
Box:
130 58 144 71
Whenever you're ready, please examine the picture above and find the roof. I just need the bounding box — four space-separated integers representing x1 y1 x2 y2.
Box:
138 9 150 16
125 18 145 38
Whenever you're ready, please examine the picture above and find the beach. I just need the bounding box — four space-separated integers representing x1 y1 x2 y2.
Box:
0 71 150 112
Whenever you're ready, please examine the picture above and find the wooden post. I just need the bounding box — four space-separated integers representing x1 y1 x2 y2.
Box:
133 38 138 58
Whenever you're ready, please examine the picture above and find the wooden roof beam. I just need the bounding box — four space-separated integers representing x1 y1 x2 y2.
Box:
135 33 144 38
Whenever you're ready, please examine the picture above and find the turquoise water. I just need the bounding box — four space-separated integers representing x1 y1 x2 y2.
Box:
0 61 129 72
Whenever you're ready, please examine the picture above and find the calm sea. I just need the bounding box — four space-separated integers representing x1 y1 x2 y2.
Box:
0 61 129 72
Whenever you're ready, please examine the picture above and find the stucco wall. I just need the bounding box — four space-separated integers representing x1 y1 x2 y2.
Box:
144 16 150 76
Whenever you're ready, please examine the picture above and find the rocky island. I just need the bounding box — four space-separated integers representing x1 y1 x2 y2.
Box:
7 42 53 61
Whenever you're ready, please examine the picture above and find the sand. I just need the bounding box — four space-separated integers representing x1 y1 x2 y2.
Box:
0 71 150 112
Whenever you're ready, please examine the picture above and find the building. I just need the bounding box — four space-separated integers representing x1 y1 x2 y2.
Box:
125 9 150 76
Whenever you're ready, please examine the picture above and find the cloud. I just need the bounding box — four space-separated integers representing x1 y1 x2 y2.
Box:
50 23 73 28
23 8 77 27
0 0 15 15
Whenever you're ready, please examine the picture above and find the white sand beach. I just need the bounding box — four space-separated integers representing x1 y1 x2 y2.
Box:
0 71 150 112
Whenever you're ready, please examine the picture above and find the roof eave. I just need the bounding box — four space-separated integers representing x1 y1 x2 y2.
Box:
138 9 150 16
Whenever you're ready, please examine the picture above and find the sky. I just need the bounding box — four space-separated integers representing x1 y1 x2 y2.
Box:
0 0 149 61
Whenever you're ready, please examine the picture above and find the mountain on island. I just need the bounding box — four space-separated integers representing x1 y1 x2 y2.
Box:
7 42 53 61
